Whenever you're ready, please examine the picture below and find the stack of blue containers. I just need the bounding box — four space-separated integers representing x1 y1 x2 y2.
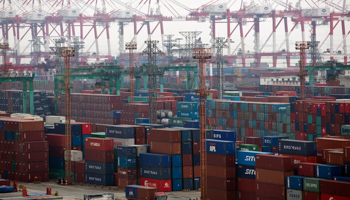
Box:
177 102 199 120
191 128 200 190
171 155 182 191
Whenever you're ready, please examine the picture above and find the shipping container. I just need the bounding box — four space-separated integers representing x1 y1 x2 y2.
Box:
278 140 317 156
206 139 235 155
236 164 256 179
237 151 272 166
255 154 294 171
139 153 171 167
256 168 294 185
85 161 114 174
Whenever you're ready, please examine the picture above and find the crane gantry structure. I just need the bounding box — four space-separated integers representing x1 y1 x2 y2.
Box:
0 0 349 68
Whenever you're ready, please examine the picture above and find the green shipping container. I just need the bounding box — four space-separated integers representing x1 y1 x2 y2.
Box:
239 144 259 151
91 132 106 138
341 125 350 136
303 178 324 193
308 115 313 124
49 168 75 181
169 117 191 127
12 161 16 171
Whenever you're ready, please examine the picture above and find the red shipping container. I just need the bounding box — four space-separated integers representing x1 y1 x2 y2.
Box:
279 154 317 168
238 191 256 200
316 138 350 152
18 162 48 173
140 178 171 192
45 134 65 147
207 188 236 200
298 162 319 177
118 178 137 189
49 146 66 157
255 154 294 171
118 167 137 179
326 151 344 166
74 161 85 173
149 129 181 142
303 191 321 200
182 154 192 166
18 141 49 152
150 141 181 155
207 177 236 191
320 180 350 197
114 173 118 186
245 137 262 147
194 166 200 178
17 131 45 142
207 165 236 179
21 172 49 183
343 146 350 162
321 194 349 200
182 166 193 178
135 137 146 145
16 152 48 163
237 177 256 192
72 122 91 135
207 154 235 167
193 142 200 154
75 172 85 183
256 182 286 199
85 138 113 151
85 149 114 163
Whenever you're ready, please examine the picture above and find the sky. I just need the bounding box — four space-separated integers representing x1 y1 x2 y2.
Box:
3 0 350 65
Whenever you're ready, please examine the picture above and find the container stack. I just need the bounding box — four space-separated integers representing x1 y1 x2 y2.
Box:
84 138 114 186
262 136 288 153
74 161 85 183
120 104 149 125
236 150 272 200
139 153 172 192
125 185 159 200
59 93 123 124
171 154 182 191
117 145 137 188
0 118 49 182
46 134 68 180
255 154 295 199
180 128 193 191
206 139 236 200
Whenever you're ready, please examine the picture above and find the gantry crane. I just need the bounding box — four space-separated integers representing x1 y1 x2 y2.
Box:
141 40 164 124
295 41 309 100
59 47 75 185
193 48 211 200
126 42 137 103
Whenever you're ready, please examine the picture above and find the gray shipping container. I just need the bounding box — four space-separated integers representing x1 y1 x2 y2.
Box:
287 189 303 200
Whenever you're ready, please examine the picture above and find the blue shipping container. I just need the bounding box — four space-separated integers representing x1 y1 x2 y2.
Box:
236 165 256 179
118 157 137 168
105 125 135 138
236 151 272 166
49 157 64 169
54 123 82 135
194 178 200 190
345 162 350 176
140 166 171 180
183 178 194 190
207 130 236 142
172 167 182 179
177 102 198 111
117 146 137 158
139 153 171 167
177 111 199 119
184 121 199 128
192 129 200 141
286 176 304 190
172 179 182 191
182 142 192 154
125 185 144 199
206 139 235 155
278 140 317 156
85 173 114 186
85 161 114 175
263 136 288 146
334 176 350 182
262 146 272 152
193 154 200 166
315 164 342 179
172 155 182 167
72 135 82 147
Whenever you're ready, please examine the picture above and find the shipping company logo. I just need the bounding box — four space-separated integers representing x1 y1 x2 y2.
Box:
37 14 42 17
164 182 170 188
264 7 269 10
264 139 271 144
9 12 13 14
245 155 255 162
126 12 130 14
245 169 256 175
284 145 302 151
129 190 134 197
322 9 326 12
288 190 301 199
329 197 334 200
219 5 223 8
89 142 100 147
279 107 286 110
213 134 221 139
209 143 216 152
72 10 76 13
144 180 157 187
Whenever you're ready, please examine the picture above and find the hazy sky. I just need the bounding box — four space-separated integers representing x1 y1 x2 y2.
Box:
3 0 350 64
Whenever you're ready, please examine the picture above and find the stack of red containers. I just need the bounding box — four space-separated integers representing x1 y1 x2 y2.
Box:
59 93 123 124
120 104 149 125
0 118 49 182
149 129 181 155
255 154 294 199
73 161 85 183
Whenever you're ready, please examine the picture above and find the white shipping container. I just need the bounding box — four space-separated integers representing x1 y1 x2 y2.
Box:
213 4 227 13
247 5 271 14
312 8 330 16
130 145 148 157
59 9 80 18
110 138 135 149
46 116 65 124
64 150 83 162
26 12 45 21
